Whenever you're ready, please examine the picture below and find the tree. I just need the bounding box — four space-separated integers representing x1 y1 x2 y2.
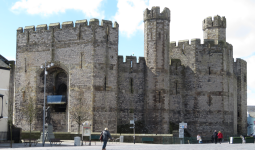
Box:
69 89 91 135
20 93 37 147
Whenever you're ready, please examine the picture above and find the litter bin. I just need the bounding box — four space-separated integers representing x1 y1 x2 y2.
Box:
74 136 81 146
229 137 233 144
120 136 124 142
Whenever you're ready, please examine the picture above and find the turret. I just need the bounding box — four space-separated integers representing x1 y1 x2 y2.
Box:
143 6 170 134
202 15 226 43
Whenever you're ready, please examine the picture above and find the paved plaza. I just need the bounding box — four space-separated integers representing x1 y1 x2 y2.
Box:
0 141 255 150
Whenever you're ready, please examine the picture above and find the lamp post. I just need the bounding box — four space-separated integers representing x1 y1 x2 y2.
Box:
40 61 54 146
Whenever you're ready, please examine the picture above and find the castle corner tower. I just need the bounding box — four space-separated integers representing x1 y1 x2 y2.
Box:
143 6 170 134
203 15 226 43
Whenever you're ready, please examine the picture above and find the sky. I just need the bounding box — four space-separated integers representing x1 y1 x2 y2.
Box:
1 0 255 105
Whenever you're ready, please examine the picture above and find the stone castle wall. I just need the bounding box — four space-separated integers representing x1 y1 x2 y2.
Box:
13 6 247 136
15 19 119 133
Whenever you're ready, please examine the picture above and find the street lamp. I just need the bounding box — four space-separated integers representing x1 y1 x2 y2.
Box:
40 61 54 146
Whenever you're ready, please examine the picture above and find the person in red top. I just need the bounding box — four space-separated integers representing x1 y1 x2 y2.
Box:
217 131 223 144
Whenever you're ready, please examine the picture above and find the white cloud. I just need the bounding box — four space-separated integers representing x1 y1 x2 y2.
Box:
114 0 148 37
114 0 255 57
11 0 104 18
114 0 255 105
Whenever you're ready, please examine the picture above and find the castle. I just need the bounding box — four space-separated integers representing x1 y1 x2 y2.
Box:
13 6 247 136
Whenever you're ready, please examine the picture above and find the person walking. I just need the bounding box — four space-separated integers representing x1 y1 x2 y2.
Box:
101 128 112 150
197 134 202 144
217 131 223 144
213 130 218 144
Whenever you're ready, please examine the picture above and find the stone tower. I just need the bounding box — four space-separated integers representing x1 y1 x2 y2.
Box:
203 15 226 43
143 6 170 133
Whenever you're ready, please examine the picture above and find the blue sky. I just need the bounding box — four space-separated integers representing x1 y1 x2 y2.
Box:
1 0 255 105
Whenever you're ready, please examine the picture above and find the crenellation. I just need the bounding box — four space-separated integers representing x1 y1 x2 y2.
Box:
36 24 47 31
190 38 201 45
24 25 35 32
17 27 23 34
143 6 170 22
62 21 74 29
49 22 60 30
75 19 87 27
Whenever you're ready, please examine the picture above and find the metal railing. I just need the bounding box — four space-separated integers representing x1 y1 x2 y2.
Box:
0 132 7 141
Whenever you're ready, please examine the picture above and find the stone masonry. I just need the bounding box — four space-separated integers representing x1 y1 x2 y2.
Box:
13 6 247 136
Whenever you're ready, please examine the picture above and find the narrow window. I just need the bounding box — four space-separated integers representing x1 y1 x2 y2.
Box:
209 67 211 75
80 52 83 69
131 60 132 68
175 82 178 95
158 32 161 40
106 26 109 42
159 91 161 103
25 58 27 72
130 78 133 94
104 76 107 91
238 112 240 117
175 63 178 70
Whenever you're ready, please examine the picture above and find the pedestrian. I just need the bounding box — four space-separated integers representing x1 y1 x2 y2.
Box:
217 131 223 144
213 130 218 144
101 128 112 150
197 134 202 144
211 134 214 143
197 134 201 143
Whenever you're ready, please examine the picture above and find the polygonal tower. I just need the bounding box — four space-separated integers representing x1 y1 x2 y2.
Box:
143 6 170 134
203 15 226 44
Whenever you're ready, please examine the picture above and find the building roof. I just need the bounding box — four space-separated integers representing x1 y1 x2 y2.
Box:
247 106 255 117
0 55 10 68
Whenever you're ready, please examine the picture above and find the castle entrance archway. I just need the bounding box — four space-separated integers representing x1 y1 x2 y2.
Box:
37 66 68 132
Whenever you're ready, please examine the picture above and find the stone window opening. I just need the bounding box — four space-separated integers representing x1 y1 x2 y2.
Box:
158 32 161 40
25 58 27 72
104 76 107 91
159 91 161 103
244 75 247 83
130 78 134 94
238 112 240 117
175 82 178 95
106 26 109 42
209 67 211 75
175 63 178 70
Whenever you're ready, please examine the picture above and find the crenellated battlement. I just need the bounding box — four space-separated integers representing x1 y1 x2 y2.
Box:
202 15 226 30
170 38 231 47
143 6 170 22
118 56 145 64
16 19 119 33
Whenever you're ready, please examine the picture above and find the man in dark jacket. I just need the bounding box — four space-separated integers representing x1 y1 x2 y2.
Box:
101 128 112 150
213 130 218 144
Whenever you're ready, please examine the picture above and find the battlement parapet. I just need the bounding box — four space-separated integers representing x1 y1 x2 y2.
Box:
24 25 35 32
17 19 119 33
203 15 226 31
36 24 47 30
62 21 73 29
143 6 170 22
118 56 145 64
170 38 231 48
